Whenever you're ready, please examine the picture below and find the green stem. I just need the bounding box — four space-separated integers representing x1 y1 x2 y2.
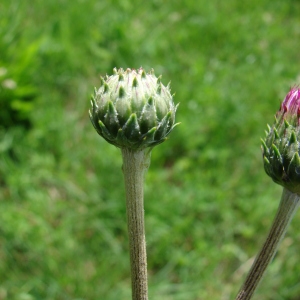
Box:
121 148 150 300
235 188 300 300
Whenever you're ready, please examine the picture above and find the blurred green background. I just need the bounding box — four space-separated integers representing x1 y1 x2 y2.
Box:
1 0 300 299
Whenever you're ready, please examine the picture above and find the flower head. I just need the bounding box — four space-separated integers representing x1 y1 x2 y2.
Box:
89 68 178 150
262 87 300 194
278 89 300 123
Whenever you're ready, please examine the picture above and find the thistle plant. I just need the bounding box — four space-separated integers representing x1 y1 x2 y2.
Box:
236 88 300 300
89 67 178 300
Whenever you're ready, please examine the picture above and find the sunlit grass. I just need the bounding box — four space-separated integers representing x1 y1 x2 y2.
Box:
1 0 300 299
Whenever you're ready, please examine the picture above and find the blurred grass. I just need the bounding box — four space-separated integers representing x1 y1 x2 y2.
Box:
1 0 300 299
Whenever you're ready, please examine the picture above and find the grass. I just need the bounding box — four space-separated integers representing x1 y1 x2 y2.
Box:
1 0 300 299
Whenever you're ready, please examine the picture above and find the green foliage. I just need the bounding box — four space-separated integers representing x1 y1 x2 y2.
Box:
0 14 38 128
1 0 300 299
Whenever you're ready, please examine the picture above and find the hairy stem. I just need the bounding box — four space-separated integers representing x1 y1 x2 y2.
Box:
235 188 300 300
121 148 150 300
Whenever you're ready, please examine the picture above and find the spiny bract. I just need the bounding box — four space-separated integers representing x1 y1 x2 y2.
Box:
89 68 178 150
262 88 300 194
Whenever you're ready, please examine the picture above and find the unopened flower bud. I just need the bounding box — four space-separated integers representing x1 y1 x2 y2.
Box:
262 88 300 194
89 68 178 150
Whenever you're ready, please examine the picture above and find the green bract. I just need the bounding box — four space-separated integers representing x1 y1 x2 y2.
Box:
89 68 178 150
262 88 300 194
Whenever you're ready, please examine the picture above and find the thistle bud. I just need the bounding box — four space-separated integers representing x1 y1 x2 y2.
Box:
89 68 178 150
262 88 300 194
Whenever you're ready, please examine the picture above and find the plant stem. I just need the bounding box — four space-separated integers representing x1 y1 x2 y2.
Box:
235 188 300 300
121 148 150 300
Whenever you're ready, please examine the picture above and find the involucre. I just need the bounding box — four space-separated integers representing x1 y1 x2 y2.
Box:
89 68 178 150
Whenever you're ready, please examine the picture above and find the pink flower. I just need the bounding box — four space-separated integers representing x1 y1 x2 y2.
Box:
279 88 300 121
263 86 300 194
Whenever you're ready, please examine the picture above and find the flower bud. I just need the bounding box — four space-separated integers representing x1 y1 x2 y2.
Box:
89 68 178 150
262 88 300 194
